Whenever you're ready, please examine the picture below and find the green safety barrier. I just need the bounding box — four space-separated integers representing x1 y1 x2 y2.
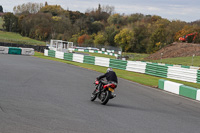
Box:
8 47 22 55
109 59 127 70
83 55 95 65
158 79 199 100
165 64 173 66
48 50 55 57
84 49 89 52
181 65 190 69
179 85 197 100
64 53 73 61
145 63 168 78
197 70 200 83
158 79 166 90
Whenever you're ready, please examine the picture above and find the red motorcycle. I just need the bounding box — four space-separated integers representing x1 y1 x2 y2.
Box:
91 79 117 105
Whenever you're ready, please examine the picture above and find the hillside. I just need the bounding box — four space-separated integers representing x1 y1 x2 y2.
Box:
0 31 46 46
145 42 200 60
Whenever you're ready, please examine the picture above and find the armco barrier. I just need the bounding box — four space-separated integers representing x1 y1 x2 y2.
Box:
55 51 64 59
64 53 73 61
84 55 95 65
126 61 146 73
21 48 34 55
0 46 35 55
95 56 110 67
44 49 48 56
0 42 48 53
109 59 127 70
48 50 55 58
197 70 200 83
158 79 200 101
8 47 22 55
73 54 84 63
72 48 118 57
44 49 200 84
167 66 197 83
145 63 168 78
0 46 9 54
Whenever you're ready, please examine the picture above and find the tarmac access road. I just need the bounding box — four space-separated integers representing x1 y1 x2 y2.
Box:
0 54 200 133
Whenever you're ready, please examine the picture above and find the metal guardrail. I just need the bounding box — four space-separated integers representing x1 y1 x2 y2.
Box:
45 49 200 84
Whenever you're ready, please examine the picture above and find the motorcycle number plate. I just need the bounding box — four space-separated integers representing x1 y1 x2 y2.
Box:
108 87 114 92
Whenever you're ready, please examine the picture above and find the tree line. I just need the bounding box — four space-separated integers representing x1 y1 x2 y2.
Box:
2 2 200 53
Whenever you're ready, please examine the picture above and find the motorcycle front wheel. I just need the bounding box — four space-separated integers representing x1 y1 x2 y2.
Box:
90 89 97 101
100 91 111 105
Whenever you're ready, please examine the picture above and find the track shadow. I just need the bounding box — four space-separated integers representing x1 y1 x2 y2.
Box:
90 100 142 111
107 103 140 110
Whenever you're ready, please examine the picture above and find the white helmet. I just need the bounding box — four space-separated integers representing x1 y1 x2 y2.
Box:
107 68 113 72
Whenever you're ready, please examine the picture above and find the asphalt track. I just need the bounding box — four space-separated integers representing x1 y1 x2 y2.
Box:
0 54 200 133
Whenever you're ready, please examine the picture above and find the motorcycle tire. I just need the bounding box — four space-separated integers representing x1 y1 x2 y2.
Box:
90 90 97 101
101 91 111 105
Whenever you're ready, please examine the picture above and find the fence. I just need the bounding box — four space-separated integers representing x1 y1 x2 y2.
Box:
158 79 200 101
0 42 48 53
0 46 34 55
44 49 200 84
73 48 119 57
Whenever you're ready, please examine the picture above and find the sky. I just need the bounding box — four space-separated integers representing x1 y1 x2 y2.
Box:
1 0 200 22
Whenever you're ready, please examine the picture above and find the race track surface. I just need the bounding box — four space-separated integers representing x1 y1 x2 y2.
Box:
0 54 200 133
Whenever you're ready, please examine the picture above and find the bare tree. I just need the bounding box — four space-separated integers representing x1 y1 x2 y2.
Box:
13 2 43 15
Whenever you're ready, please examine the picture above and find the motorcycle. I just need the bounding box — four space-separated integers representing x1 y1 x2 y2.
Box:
90 79 117 105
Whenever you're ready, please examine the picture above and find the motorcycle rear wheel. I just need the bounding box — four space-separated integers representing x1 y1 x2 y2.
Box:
101 91 111 105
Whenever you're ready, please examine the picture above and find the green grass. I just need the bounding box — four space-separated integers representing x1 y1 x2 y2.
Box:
147 56 200 67
0 17 3 29
0 31 46 46
122 52 149 61
34 52 200 89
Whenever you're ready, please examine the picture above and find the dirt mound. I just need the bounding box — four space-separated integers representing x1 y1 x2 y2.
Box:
145 42 200 60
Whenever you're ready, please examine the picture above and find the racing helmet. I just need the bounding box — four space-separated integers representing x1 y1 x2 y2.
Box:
107 67 113 72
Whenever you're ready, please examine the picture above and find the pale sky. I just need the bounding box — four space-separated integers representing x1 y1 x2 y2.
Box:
1 0 200 22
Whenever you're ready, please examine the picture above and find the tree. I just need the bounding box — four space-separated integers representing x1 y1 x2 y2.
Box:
88 21 104 34
147 25 166 53
174 25 194 41
45 2 48 6
127 13 144 23
0 5 3 12
51 16 72 39
77 34 91 46
40 5 64 16
114 28 134 52
2 13 19 32
107 14 123 28
86 4 112 22
94 32 107 45
104 25 119 46
13 2 43 15
20 13 52 40
133 24 149 53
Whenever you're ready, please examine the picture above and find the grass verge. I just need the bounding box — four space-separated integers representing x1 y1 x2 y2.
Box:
34 52 200 89
148 56 200 67
0 31 46 46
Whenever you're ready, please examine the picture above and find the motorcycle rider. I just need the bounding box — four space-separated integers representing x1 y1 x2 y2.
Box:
96 68 118 97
